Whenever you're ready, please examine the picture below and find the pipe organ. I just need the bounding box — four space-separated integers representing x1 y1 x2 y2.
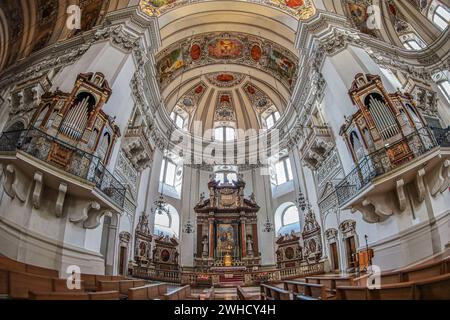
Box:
30 72 120 167
340 73 434 168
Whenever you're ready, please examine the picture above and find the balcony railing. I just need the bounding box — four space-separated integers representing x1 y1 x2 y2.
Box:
431 126 450 147
335 128 437 206
0 128 126 209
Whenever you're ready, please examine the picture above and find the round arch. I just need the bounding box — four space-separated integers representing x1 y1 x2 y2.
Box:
274 202 301 235
154 204 180 238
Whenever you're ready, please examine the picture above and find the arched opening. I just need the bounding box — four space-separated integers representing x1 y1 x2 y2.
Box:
154 204 180 238
274 202 300 235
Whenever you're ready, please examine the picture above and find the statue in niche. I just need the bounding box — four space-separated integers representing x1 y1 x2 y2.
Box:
198 192 205 205
249 193 256 204
202 236 209 257
246 235 254 257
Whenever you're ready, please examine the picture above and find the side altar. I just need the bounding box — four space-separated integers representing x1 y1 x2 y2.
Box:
194 175 261 274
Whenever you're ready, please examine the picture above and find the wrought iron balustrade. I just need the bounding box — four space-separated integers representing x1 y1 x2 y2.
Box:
0 128 125 209
335 128 437 206
431 126 450 147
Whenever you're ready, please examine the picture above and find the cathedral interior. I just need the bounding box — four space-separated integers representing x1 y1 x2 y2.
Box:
0 0 449 301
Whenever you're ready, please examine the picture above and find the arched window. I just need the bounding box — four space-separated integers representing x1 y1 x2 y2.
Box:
275 203 300 235
159 156 183 197
271 156 293 186
437 79 450 103
400 33 426 51
214 126 235 141
170 110 187 130
432 5 450 31
154 204 180 237
264 111 280 129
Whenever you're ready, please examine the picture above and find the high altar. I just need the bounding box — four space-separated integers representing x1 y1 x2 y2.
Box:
194 175 261 271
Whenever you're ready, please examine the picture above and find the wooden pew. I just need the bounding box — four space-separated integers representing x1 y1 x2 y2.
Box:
403 260 445 282
164 285 196 300
0 269 9 295
80 274 97 291
29 291 120 300
413 273 450 300
0 256 59 278
336 286 368 300
25 264 59 278
368 282 415 300
283 280 329 300
236 286 259 300
128 283 168 300
52 278 85 292
8 271 53 299
0 256 26 273
29 291 89 300
88 291 120 300
261 284 293 300
98 280 120 292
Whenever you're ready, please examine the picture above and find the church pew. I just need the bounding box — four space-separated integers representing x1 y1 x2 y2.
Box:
368 282 415 300
52 278 85 292
261 284 293 300
0 256 26 273
128 283 168 300
305 276 336 291
284 280 329 300
29 291 121 300
413 273 450 300
0 255 59 278
25 264 59 278
164 285 196 300
403 259 446 282
8 271 53 299
336 286 368 300
29 291 89 300
88 291 120 300
98 280 120 292
80 274 97 291
236 286 259 300
0 269 9 295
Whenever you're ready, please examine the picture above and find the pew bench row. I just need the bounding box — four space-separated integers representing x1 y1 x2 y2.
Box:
29 291 120 300
337 273 450 300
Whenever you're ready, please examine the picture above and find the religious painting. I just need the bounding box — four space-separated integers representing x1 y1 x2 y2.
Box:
208 39 243 59
271 0 316 19
268 49 296 83
275 0 305 8
250 45 262 62
161 249 171 262
190 44 201 60
216 74 235 83
346 1 378 37
216 224 235 253
157 48 184 82
31 0 58 53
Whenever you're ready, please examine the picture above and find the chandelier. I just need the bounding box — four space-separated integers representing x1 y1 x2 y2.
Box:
262 216 274 233
183 219 195 234
154 194 170 215
296 190 311 212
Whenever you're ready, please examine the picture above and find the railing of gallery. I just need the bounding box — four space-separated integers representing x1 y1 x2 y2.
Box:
335 128 436 206
133 266 181 283
279 262 325 280
0 128 126 209
431 126 450 147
